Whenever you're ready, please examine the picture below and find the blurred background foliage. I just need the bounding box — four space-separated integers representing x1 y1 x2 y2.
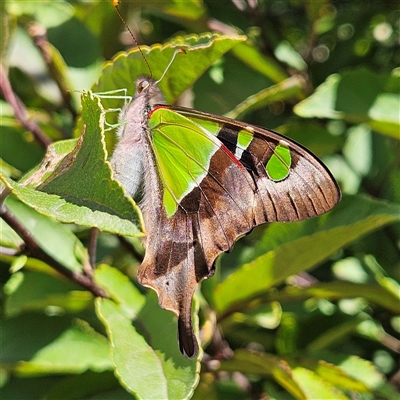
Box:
0 0 399 399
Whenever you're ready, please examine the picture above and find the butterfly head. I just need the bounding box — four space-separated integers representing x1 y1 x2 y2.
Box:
136 78 151 93
134 77 165 108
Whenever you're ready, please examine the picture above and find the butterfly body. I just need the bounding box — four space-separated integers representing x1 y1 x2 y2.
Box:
110 77 341 358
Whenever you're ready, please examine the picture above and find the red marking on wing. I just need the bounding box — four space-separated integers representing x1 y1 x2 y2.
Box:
148 105 169 119
220 143 244 170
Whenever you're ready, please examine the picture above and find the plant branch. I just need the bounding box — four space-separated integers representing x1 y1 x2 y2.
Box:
389 368 400 392
0 203 108 298
0 63 52 148
87 227 99 276
28 23 78 120
381 331 400 354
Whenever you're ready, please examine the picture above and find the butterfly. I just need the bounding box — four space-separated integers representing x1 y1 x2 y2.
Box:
109 72 341 358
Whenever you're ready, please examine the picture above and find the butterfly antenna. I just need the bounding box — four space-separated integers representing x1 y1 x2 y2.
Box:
113 0 153 78
155 48 186 85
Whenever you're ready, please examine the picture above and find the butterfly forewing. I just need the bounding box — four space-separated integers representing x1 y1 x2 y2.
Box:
172 106 341 223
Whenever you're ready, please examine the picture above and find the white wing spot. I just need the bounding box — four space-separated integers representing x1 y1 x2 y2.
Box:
279 139 290 148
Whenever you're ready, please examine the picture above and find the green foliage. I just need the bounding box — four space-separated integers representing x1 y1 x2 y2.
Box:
1 1 399 399
294 68 400 138
2 94 143 237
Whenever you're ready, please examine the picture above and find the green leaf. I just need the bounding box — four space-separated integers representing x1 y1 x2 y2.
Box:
364 254 400 299
94 264 145 318
276 120 343 157
0 214 24 250
220 350 390 399
1 313 111 375
19 139 78 187
96 298 166 399
231 42 289 83
2 196 87 273
6 1 73 28
193 52 275 116
16 320 112 375
290 366 348 399
274 40 308 71
130 0 206 22
294 67 400 138
299 358 369 393
219 350 307 399
137 291 201 399
294 74 343 119
45 371 131 400
0 376 64 400
368 92 400 137
47 17 101 70
0 157 22 180
4 270 93 318
93 32 246 121
0 120 45 173
321 353 399 399
214 195 400 315
94 267 200 400
225 75 306 119
0 92 143 237
265 282 400 315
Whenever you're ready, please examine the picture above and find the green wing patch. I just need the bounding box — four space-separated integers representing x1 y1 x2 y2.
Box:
149 107 220 217
266 140 292 181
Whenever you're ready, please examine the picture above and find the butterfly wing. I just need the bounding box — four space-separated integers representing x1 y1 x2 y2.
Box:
174 107 341 223
136 106 340 358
